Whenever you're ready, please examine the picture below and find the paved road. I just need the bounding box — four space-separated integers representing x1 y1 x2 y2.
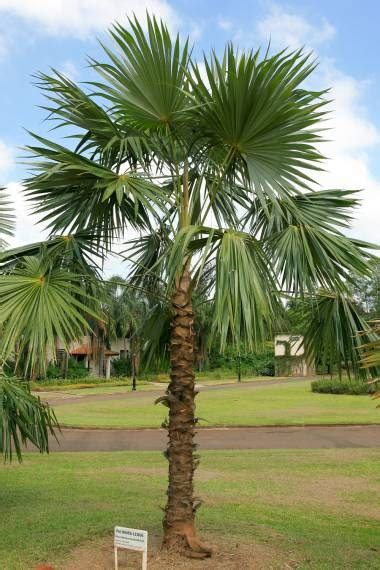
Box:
33 424 380 452
32 380 379 452
42 377 309 407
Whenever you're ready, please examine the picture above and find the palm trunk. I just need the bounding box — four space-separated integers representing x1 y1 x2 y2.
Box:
162 268 212 557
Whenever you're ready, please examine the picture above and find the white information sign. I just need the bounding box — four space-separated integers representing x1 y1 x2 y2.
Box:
114 526 148 570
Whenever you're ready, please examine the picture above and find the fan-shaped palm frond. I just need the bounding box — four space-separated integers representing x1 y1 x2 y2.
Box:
91 15 192 131
166 225 283 350
23 134 166 247
124 225 172 289
0 378 58 461
304 293 377 378
359 321 380 373
0 256 100 376
35 70 150 168
253 190 375 294
210 230 283 350
0 188 14 248
190 46 328 205
0 230 105 275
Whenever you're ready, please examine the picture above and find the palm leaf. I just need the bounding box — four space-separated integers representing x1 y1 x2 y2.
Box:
0 256 100 377
0 188 14 248
304 293 377 378
23 134 165 246
255 190 375 294
212 230 282 350
35 70 150 168
166 225 282 350
0 378 58 461
91 14 192 131
359 321 380 372
189 46 328 206
0 230 105 275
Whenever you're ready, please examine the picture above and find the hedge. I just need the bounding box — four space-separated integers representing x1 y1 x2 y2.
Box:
311 377 378 395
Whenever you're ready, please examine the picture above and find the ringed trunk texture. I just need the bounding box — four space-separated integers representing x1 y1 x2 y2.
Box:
162 269 212 557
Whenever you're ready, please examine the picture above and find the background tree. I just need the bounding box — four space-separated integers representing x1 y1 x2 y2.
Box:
350 259 380 319
103 275 151 382
303 293 378 379
0 191 60 460
0 232 102 379
3 16 376 556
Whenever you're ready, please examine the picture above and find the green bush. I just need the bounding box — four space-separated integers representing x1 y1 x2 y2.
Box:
112 357 131 377
44 358 89 380
46 363 61 379
208 345 274 377
66 358 89 379
31 377 129 389
311 378 378 395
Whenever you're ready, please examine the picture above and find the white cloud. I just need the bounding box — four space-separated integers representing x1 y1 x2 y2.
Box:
256 5 335 50
0 33 8 58
321 67 379 152
0 141 14 174
60 60 80 81
188 20 203 41
218 18 232 31
0 0 178 39
6 182 47 247
253 6 379 245
316 67 380 243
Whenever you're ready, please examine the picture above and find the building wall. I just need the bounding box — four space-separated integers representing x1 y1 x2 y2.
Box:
55 335 130 377
274 334 315 377
109 337 130 355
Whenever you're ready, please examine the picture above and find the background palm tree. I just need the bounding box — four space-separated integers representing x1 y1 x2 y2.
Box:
0 231 103 379
2 15 376 555
303 293 378 379
0 191 60 460
102 275 151 382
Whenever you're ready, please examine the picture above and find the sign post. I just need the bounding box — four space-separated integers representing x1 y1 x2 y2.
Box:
114 526 148 570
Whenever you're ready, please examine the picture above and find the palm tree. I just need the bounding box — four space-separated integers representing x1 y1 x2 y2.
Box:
102 275 150 382
9 16 375 554
303 293 378 379
0 231 103 379
360 321 380 375
0 255 100 378
0 191 61 459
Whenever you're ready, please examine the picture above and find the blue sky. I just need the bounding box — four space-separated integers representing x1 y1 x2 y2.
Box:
0 0 378 269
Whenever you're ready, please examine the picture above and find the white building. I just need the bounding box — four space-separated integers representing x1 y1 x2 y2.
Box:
274 334 315 377
56 335 130 379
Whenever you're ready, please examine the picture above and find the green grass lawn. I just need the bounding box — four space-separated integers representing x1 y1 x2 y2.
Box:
32 372 267 393
0 449 379 569
55 380 380 428
45 376 265 396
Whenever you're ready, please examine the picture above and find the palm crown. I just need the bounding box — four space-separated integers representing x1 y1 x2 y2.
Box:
23 17 372 348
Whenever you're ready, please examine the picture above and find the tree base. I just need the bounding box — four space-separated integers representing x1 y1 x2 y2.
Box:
162 522 213 558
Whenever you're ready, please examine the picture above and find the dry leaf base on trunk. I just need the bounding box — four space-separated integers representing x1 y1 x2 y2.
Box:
161 270 213 558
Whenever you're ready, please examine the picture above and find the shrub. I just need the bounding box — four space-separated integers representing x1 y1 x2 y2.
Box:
45 358 89 380
66 358 89 379
257 362 275 376
46 363 61 379
30 378 131 391
112 357 131 377
208 345 274 377
311 378 378 395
